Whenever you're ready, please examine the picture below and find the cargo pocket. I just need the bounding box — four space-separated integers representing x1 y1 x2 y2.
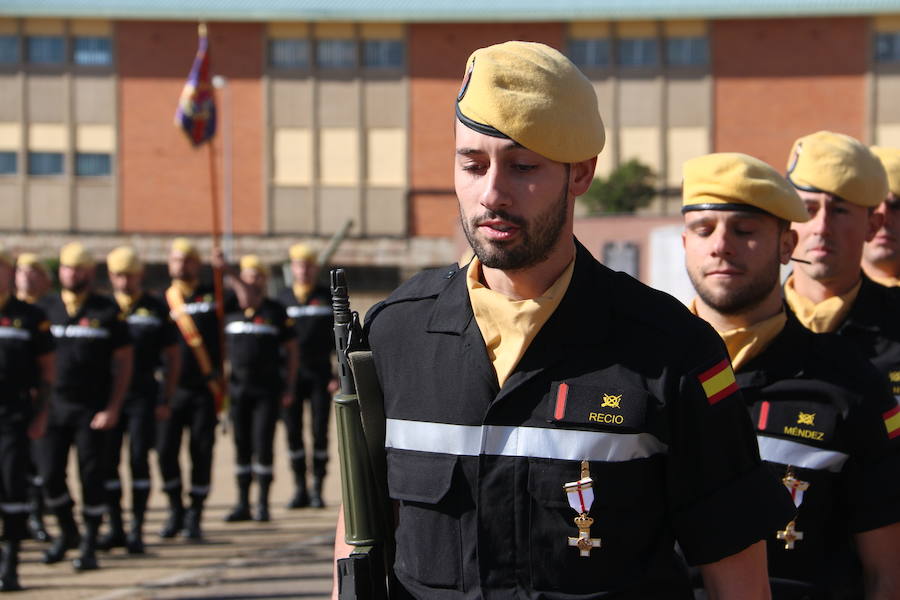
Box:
387 450 465 590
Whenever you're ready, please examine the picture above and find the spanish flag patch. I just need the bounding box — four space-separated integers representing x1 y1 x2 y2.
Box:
698 359 738 405
884 405 900 439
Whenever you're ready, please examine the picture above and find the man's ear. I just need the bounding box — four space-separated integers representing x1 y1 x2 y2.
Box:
780 227 798 265
865 208 885 243
569 157 598 198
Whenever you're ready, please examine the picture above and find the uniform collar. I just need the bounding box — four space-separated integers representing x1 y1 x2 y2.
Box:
838 273 891 334
735 312 810 389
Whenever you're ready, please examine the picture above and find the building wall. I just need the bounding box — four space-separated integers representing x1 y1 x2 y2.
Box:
118 20 264 234
711 17 869 169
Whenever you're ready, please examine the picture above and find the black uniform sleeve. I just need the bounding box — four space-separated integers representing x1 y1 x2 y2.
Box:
28 304 55 357
110 308 131 350
276 303 297 343
667 330 795 566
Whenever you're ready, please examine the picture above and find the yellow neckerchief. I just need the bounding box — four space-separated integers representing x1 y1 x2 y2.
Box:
784 274 861 334
0 291 9 312
16 291 39 304
171 278 197 299
61 289 88 317
293 282 313 304
114 291 142 315
467 256 575 387
863 269 900 288
690 299 788 371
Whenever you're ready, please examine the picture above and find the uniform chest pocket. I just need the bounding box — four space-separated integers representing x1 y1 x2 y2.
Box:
751 399 840 445
387 450 466 590
548 380 651 433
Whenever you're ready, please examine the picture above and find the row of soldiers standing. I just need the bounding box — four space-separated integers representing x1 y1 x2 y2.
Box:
0 239 336 592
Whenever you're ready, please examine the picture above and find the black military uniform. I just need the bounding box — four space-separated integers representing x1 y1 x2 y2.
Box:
223 296 296 522
0 296 53 590
736 314 900 598
277 284 334 507
39 292 130 567
366 241 795 599
157 284 221 539
101 293 178 553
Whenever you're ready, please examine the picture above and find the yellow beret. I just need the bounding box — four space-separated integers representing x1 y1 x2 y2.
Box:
870 146 900 197
456 41 605 163
107 246 142 275
16 252 48 275
786 131 888 208
170 237 199 259
59 242 94 268
289 243 317 262
240 254 269 276
683 153 809 222
0 245 12 268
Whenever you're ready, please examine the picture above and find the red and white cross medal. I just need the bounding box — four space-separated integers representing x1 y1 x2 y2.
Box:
564 460 601 557
776 466 809 550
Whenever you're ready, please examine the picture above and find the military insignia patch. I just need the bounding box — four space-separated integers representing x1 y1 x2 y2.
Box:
457 58 475 102
884 405 900 439
549 381 647 429
600 394 621 409
796 412 815 426
697 359 738 405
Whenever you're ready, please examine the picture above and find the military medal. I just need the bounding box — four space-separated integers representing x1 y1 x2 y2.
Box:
564 460 601 557
776 466 809 550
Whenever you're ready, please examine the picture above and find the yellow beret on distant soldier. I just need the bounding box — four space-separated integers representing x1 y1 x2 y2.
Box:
107 246 142 275
240 254 269 276
289 243 317 263
60 242 94 267
455 40 605 163
16 252 48 275
683 153 810 222
170 237 199 259
0 245 12 268
786 131 888 208
870 146 900 197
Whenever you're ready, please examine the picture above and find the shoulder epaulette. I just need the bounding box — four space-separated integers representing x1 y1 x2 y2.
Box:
364 263 462 329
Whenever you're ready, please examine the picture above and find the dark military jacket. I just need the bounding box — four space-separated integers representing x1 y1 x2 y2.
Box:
122 292 178 404
225 296 295 399
169 283 221 391
277 283 334 376
367 240 795 600
738 314 900 596
0 295 54 417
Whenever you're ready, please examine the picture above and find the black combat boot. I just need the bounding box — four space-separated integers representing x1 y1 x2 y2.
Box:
27 482 49 543
126 486 150 554
158 489 184 539
0 540 22 592
182 496 204 540
287 456 309 509
97 501 126 551
42 506 81 564
224 472 252 522
254 472 272 522
310 455 327 508
72 515 100 571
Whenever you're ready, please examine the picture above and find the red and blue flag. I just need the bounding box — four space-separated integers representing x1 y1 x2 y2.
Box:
175 24 216 146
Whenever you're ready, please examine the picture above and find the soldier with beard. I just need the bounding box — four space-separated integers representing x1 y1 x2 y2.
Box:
332 41 793 599
862 146 900 287
682 153 900 598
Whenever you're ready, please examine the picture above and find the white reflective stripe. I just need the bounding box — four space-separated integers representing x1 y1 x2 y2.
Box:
225 321 279 336
128 314 162 327
288 449 306 460
0 326 30 340
46 493 71 508
184 302 215 315
235 464 252 475
0 502 31 514
163 479 181 491
83 504 107 516
253 463 274 475
50 325 110 339
757 435 849 473
385 419 668 462
31 475 44 486
104 479 122 490
190 485 210 496
287 305 332 318
132 479 151 490
313 450 329 460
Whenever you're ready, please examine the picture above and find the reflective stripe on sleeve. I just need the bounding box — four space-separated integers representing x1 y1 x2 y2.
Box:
0 503 31 514
0 326 31 340
757 435 849 473
225 322 279 336
385 419 668 462
50 325 110 339
287 305 332 318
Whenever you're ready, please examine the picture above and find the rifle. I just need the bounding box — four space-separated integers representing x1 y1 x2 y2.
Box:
331 269 392 600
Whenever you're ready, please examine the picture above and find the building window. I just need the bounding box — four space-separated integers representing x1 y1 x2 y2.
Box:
0 35 19 64
0 152 16 175
568 39 611 68
73 36 112 66
617 38 658 67
27 152 64 175
363 40 404 68
667 37 709 67
317 39 355 69
875 32 900 63
268 38 310 69
26 36 65 64
75 153 111 176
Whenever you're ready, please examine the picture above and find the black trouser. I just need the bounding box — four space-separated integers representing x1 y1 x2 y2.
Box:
282 368 331 477
40 405 107 520
231 392 279 478
156 387 216 503
103 395 156 511
0 414 31 541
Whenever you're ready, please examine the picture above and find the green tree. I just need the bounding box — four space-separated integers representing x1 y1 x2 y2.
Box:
578 159 656 214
